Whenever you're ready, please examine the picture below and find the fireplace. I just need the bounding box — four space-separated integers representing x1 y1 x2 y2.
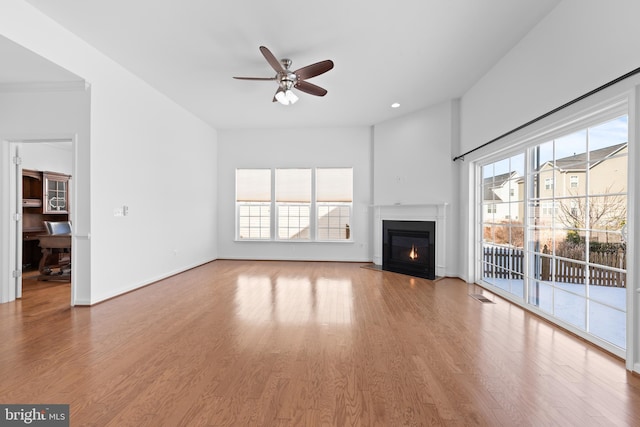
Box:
383 220 436 279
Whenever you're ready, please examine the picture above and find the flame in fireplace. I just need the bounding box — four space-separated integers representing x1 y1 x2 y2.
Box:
409 244 418 260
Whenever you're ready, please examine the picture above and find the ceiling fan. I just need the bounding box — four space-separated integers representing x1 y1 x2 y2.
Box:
233 46 334 105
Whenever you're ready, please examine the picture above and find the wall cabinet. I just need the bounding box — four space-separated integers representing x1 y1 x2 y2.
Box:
22 169 71 271
43 172 70 214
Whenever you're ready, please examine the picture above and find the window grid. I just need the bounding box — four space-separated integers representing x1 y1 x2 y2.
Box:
277 204 310 240
317 204 351 240
237 168 353 242
238 203 271 239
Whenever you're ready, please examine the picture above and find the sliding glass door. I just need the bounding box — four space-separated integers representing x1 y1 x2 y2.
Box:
481 153 525 299
479 113 628 352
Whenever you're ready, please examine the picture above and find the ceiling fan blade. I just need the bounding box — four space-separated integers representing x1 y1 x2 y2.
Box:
233 76 277 81
295 80 328 97
294 60 334 80
260 46 284 73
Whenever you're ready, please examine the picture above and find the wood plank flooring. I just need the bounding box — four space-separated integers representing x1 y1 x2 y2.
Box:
1 260 639 426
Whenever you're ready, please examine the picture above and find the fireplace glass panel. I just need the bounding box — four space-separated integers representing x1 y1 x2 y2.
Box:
382 220 436 279
389 233 429 264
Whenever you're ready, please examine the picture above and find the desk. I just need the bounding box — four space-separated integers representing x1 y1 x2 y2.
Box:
38 234 71 281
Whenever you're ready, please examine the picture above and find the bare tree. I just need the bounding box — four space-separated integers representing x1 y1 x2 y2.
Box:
557 185 626 232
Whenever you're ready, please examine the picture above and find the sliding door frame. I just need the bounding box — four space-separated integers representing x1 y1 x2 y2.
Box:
471 90 636 369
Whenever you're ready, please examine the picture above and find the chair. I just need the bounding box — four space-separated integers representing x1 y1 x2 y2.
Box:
39 221 72 280
44 220 72 235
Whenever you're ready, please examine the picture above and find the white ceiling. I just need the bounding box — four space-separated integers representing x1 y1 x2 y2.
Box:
10 0 560 130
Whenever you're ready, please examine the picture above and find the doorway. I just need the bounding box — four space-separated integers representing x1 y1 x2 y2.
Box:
9 139 74 306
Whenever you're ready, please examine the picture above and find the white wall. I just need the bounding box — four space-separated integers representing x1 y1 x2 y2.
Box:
0 0 218 304
0 88 90 303
460 0 640 153
457 0 640 371
373 101 460 276
88 75 218 304
217 127 372 262
21 142 73 174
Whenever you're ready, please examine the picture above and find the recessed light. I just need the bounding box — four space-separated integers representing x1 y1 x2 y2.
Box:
391 102 400 108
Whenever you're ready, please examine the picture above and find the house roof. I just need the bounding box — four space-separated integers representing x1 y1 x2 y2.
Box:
483 171 518 202
547 142 627 171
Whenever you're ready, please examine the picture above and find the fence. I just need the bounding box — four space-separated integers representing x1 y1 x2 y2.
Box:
483 245 626 288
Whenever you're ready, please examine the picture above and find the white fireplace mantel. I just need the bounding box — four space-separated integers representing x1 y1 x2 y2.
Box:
372 203 448 278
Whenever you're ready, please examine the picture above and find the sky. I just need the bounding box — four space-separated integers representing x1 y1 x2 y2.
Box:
485 115 628 178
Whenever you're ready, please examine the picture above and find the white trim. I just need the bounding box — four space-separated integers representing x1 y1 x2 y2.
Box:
88 257 217 305
627 87 639 371
9 142 22 300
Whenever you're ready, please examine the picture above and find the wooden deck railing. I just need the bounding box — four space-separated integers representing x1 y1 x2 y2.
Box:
483 245 626 288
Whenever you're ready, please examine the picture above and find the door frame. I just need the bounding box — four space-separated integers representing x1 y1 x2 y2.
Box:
1 135 76 305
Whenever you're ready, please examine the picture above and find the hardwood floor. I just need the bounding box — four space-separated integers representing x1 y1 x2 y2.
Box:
1 260 639 426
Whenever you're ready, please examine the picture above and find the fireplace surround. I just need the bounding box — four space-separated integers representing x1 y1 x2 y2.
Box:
383 220 436 279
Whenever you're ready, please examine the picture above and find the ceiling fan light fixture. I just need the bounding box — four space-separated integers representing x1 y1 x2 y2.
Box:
275 90 290 105
286 90 299 104
275 88 299 105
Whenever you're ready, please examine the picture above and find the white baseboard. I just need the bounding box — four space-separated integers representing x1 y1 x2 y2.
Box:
88 257 217 305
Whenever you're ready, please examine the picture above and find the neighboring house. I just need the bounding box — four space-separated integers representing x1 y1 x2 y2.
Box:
484 143 628 247
536 142 627 198
483 171 522 222
535 143 628 236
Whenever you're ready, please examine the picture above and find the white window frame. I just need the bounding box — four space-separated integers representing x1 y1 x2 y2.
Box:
276 203 311 240
316 167 353 242
236 168 272 240
473 95 632 362
235 167 353 242
317 203 352 241
275 168 312 241
237 202 271 240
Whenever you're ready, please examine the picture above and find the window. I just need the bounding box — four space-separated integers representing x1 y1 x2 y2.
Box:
316 168 353 240
570 200 579 217
545 177 554 190
276 169 311 240
236 169 271 239
479 113 628 354
541 201 557 216
570 175 579 188
487 204 496 214
236 167 353 241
